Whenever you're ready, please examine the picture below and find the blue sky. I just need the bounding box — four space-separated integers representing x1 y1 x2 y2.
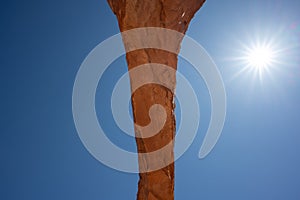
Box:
1 0 300 199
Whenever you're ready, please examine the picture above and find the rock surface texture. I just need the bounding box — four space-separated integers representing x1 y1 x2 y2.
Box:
107 1 205 199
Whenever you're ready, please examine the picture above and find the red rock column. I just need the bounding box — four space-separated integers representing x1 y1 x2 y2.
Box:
107 1 205 199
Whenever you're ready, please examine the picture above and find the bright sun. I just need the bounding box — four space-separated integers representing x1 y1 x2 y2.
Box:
234 40 281 82
246 46 275 70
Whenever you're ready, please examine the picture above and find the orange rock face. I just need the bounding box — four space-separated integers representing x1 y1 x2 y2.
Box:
107 1 205 199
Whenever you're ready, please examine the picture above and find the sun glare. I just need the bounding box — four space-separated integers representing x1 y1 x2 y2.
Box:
232 39 282 82
246 46 275 70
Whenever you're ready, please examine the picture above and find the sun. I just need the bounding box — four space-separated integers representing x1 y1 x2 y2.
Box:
245 45 275 71
232 39 281 82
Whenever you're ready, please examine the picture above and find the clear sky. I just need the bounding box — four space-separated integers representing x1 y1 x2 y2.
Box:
1 0 300 199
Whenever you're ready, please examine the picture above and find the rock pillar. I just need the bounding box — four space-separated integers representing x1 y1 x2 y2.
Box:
107 1 205 199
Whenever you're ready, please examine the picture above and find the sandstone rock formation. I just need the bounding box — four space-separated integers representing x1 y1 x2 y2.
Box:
107 1 205 199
